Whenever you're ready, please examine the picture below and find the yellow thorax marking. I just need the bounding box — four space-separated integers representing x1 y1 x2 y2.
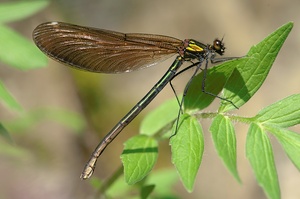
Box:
186 40 204 52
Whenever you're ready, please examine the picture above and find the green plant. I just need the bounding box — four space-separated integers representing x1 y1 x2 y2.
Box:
1 3 297 198
0 1 84 161
95 22 299 199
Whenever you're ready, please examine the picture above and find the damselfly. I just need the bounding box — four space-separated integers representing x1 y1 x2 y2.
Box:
33 21 237 179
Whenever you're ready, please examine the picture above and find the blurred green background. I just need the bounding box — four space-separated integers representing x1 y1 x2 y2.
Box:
0 0 299 198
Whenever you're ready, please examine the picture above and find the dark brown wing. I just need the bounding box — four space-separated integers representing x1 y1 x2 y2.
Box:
32 22 182 73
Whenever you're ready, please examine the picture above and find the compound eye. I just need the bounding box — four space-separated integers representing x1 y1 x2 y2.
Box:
213 39 225 55
213 39 222 51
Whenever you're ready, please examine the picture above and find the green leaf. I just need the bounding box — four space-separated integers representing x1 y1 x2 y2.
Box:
184 58 242 111
254 94 300 128
0 1 49 23
246 123 280 199
0 25 48 70
184 22 293 113
209 114 241 183
43 108 85 133
121 135 158 185
266 126 300 171
140 97 179 136
170 113 204 192
145 169 178 196
141 184 155 199
220 22 293 112
3 108 85 134
0 80 22 111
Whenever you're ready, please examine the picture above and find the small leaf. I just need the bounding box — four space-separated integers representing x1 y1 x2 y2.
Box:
42 108 86 133
266 125 300 171
140 97 179 136
210 114 241 183
0 25 48 70
145 169 178 196
3 108 85 134
121 135 158 185
0 1 49 23
0 80 22 111
170 113 204 192
141 184 155 199
220 22 293 112
255 94 300 127
246 123 280 199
